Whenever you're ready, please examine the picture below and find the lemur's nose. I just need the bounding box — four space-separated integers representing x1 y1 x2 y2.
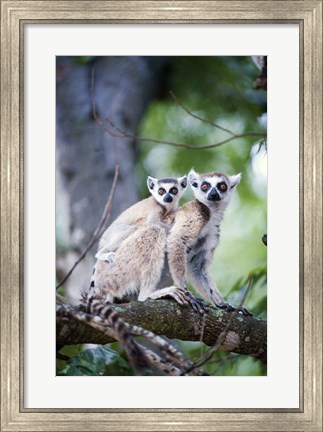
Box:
207 188 221 201
164 194 173 203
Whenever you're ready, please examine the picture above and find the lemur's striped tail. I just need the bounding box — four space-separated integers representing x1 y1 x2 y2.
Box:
59 299 147 371
78 262 147 370
88 298 147 370
79 263 96 309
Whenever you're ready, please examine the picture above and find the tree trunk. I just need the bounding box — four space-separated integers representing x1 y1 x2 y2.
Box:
56 56 169 301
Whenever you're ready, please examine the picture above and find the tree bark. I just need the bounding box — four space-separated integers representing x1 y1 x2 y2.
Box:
56 56 170 301
57 300 267 363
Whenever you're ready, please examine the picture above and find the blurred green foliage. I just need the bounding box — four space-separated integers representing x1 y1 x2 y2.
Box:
57 344 135 376
57 56 267 377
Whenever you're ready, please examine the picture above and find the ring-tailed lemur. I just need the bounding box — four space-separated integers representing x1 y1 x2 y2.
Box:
94 175 187 263
82 175 204 312
166 169 251 316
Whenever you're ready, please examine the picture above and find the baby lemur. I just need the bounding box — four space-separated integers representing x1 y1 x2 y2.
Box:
82 175 200 311
95 175 187 263
167 169 251 315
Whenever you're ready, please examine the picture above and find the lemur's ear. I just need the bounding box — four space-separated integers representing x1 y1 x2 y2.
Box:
229 173 241 189
178 175 187 189
188 169 199 188
147 176 157 190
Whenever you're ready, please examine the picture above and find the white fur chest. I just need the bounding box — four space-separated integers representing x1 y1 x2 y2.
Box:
200 211 222 253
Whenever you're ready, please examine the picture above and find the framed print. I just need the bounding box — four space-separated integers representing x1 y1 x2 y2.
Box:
1 1 322 431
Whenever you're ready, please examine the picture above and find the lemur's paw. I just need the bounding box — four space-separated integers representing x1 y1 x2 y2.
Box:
217 302 253 317
237 306 253 317
183 290 209 314
217 302 235 313
167 286 191 306
95 251 116 264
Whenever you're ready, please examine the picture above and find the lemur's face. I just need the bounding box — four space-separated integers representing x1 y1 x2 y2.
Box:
147 175 187 210
188 169 241 207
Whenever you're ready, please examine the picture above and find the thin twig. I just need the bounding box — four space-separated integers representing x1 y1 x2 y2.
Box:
170 91 266 141
56 292 70 305
105 117 266 150
182 276 253 374
56 164 119 289
169 91 235 136
207 352 237 366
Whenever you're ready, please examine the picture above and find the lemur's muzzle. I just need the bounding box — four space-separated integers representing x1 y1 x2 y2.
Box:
207 188 221 201
164 194 173 203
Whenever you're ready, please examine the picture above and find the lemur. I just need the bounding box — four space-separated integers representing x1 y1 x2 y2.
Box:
94 175 187 263
166 169 251 316
81 175 203 312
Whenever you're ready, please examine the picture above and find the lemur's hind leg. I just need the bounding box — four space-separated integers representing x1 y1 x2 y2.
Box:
130 225 197 308
133 226 207 313
133 225 168 300
93 224 168 305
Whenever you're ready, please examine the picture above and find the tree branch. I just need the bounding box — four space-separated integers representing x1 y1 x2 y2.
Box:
57 299 267 363
104 116 266 151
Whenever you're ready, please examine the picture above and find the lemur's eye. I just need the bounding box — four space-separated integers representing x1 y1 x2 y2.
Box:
170 187 178 195
218 182 227 192
201 182 209 192
158 188 165 195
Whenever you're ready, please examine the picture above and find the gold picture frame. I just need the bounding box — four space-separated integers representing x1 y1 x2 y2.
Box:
1 1 322 431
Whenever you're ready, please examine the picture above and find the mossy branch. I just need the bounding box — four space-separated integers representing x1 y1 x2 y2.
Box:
57 299 267 363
